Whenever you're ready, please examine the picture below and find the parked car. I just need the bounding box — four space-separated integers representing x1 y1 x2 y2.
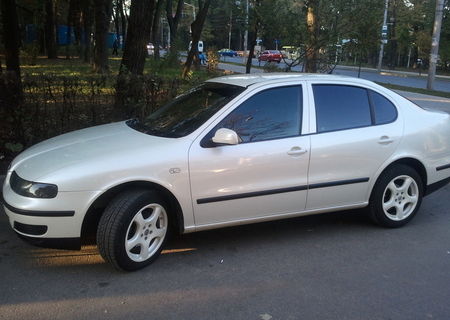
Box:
218 48 237 57
258 50 283 63
3 74 450 271
146 43 154 55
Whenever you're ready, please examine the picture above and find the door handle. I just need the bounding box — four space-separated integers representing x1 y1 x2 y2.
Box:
287 146 308 156
378 136 394 145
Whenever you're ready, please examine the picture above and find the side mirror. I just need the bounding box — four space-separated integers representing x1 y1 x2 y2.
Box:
212 128 241 145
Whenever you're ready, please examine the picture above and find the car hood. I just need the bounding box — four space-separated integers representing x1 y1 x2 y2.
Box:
10 122 182 183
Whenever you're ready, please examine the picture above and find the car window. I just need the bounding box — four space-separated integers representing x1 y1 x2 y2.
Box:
209 86 302 144
313 84 372 133
369 90 397 124
129 83 245 138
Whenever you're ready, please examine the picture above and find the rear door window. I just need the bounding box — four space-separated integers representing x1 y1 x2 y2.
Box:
313 85 372 133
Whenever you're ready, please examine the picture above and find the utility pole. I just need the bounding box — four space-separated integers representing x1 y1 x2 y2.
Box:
228 9 232 49
377 0 389 72
427 0 445 90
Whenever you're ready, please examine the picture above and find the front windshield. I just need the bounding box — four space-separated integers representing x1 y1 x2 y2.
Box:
127 83 245 138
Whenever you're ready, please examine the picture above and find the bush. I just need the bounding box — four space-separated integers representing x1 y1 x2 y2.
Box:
0 73 184 161
20 42 39 66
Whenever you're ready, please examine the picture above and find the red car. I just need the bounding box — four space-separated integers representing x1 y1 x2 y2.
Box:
258 50 283 63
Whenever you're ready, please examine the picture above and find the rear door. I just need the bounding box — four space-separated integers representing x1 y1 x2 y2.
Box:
306 81 403 210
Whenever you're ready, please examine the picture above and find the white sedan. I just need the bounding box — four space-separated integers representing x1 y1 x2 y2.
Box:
2 74 450 271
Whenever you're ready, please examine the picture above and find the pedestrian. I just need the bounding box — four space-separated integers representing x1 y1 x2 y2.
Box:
199 52 207 65
112 38 119 56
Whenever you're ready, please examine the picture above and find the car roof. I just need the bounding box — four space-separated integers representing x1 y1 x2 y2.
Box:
206 73 366 88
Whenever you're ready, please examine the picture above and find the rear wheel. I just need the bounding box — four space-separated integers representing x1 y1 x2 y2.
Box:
97 189 169 271
369 165 423 228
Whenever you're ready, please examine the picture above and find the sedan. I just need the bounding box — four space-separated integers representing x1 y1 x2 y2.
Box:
2 74 450 271
258 50 283 63
218 48 237 57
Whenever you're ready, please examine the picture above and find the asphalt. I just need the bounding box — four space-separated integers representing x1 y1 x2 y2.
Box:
1 185 450 320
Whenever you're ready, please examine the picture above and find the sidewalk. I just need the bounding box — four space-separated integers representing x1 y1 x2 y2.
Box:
335 64 450 80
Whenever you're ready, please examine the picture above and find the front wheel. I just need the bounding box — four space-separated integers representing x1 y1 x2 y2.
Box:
97 189 169 271
369 164 423 228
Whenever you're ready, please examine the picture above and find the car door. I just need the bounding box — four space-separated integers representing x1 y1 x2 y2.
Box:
189 83 311 226
306 81 403 210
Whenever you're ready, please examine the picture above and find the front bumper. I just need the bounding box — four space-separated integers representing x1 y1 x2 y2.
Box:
2 174 101 247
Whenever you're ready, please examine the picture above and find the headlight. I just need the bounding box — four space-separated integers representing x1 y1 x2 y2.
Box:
10 171 58 198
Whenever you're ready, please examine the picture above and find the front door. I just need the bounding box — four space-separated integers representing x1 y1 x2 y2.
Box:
189 84 311 226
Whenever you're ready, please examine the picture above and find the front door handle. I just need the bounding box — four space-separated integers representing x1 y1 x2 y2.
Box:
287 146 308 156
378 136 394 145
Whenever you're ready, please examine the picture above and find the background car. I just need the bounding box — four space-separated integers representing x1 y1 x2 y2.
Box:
218 48 237 57
3 74 450 271
258 50 283 63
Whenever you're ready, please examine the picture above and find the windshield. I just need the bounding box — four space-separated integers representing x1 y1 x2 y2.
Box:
127 83 245 138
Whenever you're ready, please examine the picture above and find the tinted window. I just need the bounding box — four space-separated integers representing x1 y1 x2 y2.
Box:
313 85 371 132
212 86 302 144
370 90 397 124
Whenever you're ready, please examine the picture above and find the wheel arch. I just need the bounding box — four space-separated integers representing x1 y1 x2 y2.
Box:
81 181 184 244
370 157 428 197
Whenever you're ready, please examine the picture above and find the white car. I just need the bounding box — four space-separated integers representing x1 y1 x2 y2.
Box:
2 74 450 271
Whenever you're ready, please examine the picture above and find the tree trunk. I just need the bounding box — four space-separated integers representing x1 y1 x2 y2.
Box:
152 0 164 60
166 0 184 51
0 0 24 148
1 0 21 77
66 0 77 59
93 0 113 73
305 0 319 73
182 0 212 78
118 0 127 44
113 0 121 45
45 0 57 59
120 0 156 75
246 1 260 74
81 0 94 63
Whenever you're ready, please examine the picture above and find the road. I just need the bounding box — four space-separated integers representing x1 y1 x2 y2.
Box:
1 86 450 320
217 55 450 92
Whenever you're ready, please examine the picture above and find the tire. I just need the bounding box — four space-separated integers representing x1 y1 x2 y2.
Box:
97 189 170 271
369 164 423 228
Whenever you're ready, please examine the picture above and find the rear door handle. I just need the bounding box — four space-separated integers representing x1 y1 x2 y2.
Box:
287 146 308 156
378 136 394 145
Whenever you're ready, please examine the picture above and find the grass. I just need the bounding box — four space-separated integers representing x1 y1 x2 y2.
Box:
376 82 450 99
19 54 214 81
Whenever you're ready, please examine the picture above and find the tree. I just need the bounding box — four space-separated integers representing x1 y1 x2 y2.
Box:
120 0 156 75
246 0 261 73
304 0 319 72
1 0 21 76
93 0 113 73
182 0 212 78
81 0 95 63
166 0 184 51
152 0 165 59
45 0 57 59
427 0 446 89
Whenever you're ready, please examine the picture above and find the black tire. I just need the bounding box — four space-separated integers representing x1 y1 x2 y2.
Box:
97 189 170 271
369 164 423 228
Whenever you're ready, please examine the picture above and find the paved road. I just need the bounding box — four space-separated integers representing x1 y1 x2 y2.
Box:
1 186 450 320
218 56 450 92
1 86 450 320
